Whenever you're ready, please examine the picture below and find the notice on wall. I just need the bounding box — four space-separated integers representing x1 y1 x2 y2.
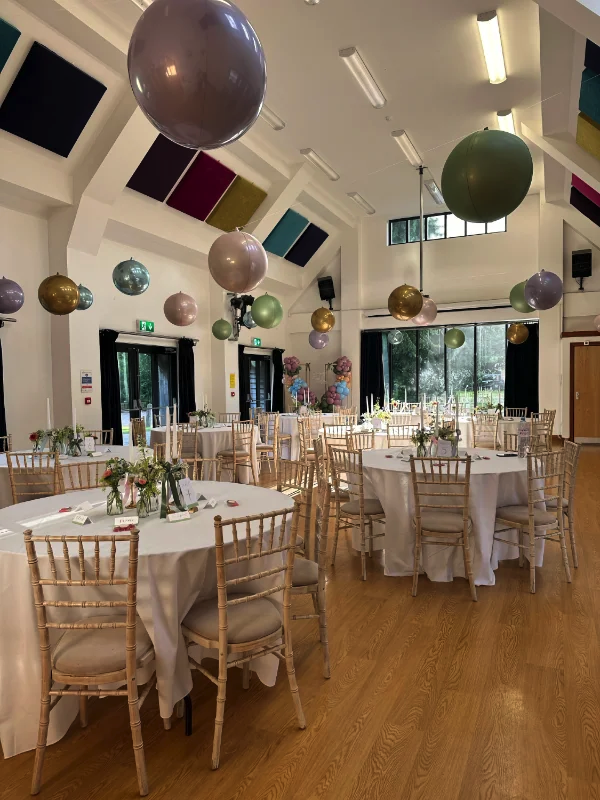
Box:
80 370 93 394
229 373 236 389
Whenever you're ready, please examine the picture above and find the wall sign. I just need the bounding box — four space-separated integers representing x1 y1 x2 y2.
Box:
252 337 262 346
137 319 155 333
229 373 236 388
80 370 92 393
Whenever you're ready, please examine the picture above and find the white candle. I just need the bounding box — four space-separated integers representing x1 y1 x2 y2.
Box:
172 402 177 459
128 432 135 464
404 388 407 404
72 405 76 437
204 393 207 409
423 393 427 407
365 396 368 414
46 398 52 430
420 400 424 429
455 393 459 432
370 394 374 414
165 407 171 462
435 403 439 436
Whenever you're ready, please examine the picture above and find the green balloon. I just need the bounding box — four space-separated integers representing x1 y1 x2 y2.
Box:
251 293 283 329
212 319 232 340
441 130 533 223
444 328 465 349
509 280 535 314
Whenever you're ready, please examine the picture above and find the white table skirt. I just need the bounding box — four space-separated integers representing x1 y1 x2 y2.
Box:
362 448 542 585
0 481 293 758
279 413 339 460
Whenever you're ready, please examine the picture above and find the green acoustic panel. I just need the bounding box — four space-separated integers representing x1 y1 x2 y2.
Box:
0 18 20 72
263 209 309 257
577 112 600 161
206 175 267 232
580 68 600 126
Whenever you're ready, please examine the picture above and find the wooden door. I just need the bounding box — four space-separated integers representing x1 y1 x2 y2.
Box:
572 343 600 442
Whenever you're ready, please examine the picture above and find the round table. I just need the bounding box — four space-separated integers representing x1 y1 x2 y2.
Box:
0 481 293 757
279 413 338 459
362 448 540 585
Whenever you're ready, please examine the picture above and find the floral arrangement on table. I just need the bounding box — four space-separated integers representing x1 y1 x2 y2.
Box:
156 458 187 518
325 356 352 409
29 425 86 455
133 449 163 517
475 402 503 415
363 403 392 429
436 424 457 442
29 429 47 452
411 427 432 457
100 457 130 515
189 406 215 428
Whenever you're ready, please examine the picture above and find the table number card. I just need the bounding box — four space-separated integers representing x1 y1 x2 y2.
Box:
115 515 139 526
178 478 198 508
72 514 91 525
84 436 96 452
206 498 217 509
436 440 453 457
167 510 191 523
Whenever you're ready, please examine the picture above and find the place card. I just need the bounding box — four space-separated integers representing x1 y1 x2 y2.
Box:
196 500 208 510
178 477 198 508
75 501 93 513
114 515 139 526
88 451 103 458
72 514 91 526
84 436 96 452
206 498 217 509
436 440 453 457
167 510 191 523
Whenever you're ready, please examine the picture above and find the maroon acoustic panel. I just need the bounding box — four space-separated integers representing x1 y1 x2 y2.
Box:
167 152 235 221
127 134 196 202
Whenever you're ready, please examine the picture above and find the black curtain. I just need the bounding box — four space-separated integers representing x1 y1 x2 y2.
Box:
99 329 123 445
238 345 251 420
504 322 539 416
178 338 196 420
0 338 7 451
272 348 284 412
360 331 385 415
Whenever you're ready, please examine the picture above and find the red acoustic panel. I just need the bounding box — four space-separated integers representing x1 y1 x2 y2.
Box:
167 152 235 221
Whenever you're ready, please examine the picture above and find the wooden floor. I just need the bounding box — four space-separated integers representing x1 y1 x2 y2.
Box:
3 447 600 799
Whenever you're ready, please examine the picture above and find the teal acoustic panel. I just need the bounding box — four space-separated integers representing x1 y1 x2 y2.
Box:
0 18 20 73
580 67 600 126
263 209 309 257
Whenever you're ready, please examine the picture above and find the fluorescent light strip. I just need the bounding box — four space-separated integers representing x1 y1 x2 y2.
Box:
477 11 507 85
497 109 516 135
424 179 444 205
347 191 376 215
305 0 321 4
300 148 340 181
391 130 422 167
339 47 386 109
260 105 286 131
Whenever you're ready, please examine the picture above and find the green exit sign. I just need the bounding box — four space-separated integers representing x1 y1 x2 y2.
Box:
137 319 155 333
252 337 262 346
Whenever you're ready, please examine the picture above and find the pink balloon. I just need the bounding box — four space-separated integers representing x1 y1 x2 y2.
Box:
333 396 342 406
412 297 438 326
163 292 198 326
208 231 268 293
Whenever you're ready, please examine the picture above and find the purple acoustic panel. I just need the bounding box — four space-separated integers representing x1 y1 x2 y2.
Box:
127 134 196 202
167 152 235 221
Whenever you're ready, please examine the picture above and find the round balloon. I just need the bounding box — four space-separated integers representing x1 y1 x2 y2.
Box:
509 281 535 314
164 292 197 326
76 284 93 311
388 285 423 321
388 330 403 345
243 310 256 329
412 297 438 326
309 330 329 350
128 0 266 150
38 274 79 315
212 318 232 340
113 259 150 296
507 323 529 344
0 277 24 314
524 270 563 311
441 129 533 223
595 315 600 332
444 328 465 349
311 307 335 333
252 294 283 329
208 231 268 293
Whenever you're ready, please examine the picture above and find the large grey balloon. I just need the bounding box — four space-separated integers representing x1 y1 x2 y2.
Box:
128 0 267 150
0 277 24 314
208 231 268 293
524 270 563 311
309 330 329 350
164 292 198 326
76 284 93 310
113 259 150 296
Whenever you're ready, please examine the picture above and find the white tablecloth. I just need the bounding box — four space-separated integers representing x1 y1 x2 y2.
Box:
362 448 541 585
279 413 339 459
0 481 294 757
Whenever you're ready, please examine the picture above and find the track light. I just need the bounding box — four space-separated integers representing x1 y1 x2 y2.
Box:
260 105 286 131
339 47 386 109
477 11 507 84
424 179 444 205
347 192 376 215
497 109 516 135
391 130 422 168
300 148 340 181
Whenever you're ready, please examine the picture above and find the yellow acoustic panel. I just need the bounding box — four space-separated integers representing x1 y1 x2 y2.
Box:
206 175 267 232
576 112 600 161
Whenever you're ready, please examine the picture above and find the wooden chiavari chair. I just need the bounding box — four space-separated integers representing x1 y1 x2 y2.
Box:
177 421 197 433
329 448 385 580
218 412 241 424
7 452 63 504
502 432 544 454
180 430 203 479
409 456 476 601
391 413 414 425
545 441 581 568
24 529 156 795
330 414 357 426
216 421 257 484
298 416 320 464
472 414 499 450
339 406 357 417
0 433 13 452
249 407 265 422
276 458 315 557
256 412 280 473
130 417 147 447
387 424 419 448
153 438 183 461
62 460 112 491
83 429 113 445
494 450 571 593
181 505 306 768
504 407 527 418
531 409 556 450
347 430 376 452
323 424 350 455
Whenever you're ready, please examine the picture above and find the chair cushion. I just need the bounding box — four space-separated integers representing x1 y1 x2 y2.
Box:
341 498 384 516
545 497 568 509
183 594 282 644
256 444 275 451
293 558 318 586
52 615 152 677
296 535 305 548
416 510 466 534
496 505 557 527
217 449 250 457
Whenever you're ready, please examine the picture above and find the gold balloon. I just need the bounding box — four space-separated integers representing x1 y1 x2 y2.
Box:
507 323 529 345
38 274 80 315
388 285 423 321
311 307 335 333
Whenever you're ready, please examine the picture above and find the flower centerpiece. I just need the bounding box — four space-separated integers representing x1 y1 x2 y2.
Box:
366 403 391 430
100 457 130 515
29 429 47 452
411 427 432 458
47 427 69 455
133 449 163 517
157 458 187 518
65 424 85 456
190 406 215 428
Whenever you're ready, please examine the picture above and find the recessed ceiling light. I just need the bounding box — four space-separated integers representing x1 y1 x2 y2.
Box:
347 191 376 215
304 0 320 4
260 105 286 131
391 130 422 167
424 179 444 205
339 47 386 109
300 148 340 181
497 109 516 135
477 11 507 85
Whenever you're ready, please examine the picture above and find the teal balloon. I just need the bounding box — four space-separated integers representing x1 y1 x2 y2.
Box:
509 281 535 314
251 294 283 329
212 318 232 340
444 328 465 349
113 258 150 296
76 284 93 310
441 130 533 223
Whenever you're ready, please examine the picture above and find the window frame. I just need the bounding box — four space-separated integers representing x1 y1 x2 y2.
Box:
388 212 507 245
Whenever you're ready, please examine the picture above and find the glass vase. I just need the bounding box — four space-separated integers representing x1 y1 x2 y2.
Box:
416 444 428 458
107 487 123 516
137 491 159 518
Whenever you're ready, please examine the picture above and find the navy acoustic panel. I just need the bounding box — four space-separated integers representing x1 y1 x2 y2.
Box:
127 134 196 202
571 185 600 227
285 223 329 267
585 39 600 74
0 18 20 73
0 42 106 157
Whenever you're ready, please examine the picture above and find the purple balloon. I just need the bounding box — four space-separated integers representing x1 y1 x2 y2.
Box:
128 0 266 150
309 330 329 350
524 270 563 311
0 277 24 314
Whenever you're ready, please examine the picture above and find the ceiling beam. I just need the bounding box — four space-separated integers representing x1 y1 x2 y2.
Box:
522 123 600 194
533 0 600 47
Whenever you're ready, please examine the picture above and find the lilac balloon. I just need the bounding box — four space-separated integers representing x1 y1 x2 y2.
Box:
412 297 437 326
524 270 563 311
0 277 24 314
128 0 266 150
309 330 329 350
208 231 268 293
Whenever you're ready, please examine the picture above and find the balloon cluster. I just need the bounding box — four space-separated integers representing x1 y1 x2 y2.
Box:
332 356 352 376
296 387 317 405
290 376 308 398
283 356 301 377
508 270 564 334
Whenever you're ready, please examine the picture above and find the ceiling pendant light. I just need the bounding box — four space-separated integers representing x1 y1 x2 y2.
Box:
261 105 286 131
424 178 444 205
477 11 507 85
391 130 422 168
300 148 340 181
347 191 376 215
339 47 386 109
497 109 516 135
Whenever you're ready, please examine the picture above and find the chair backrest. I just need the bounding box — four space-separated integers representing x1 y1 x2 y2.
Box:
249 407 265 421
24 530 140 681
330 447 364 509
409 456 471 522
219 412 241 423
504 407 527 418
347 431 375 452
7 452 63 504
323 425 350 459
391 413 414 425
130 418 147 447
563 440 581 507
502 432 544 454
180 431 200 462
332 413 358 426
62 460 112 491
313 437 328 483
277 458 315 497
472 415 498 449
0 433 13 452
313 477 331 572
531 420 551 445
153 439 183 461
298 416 321 462
339 407 357 417
258 412 280 447
232 421 255 452
177 421 198 433
526 450 564 518
84 429 113 446
387 424 419 448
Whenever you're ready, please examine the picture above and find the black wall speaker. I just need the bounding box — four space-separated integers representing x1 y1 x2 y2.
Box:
572 249 592 279
318 276 335 309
